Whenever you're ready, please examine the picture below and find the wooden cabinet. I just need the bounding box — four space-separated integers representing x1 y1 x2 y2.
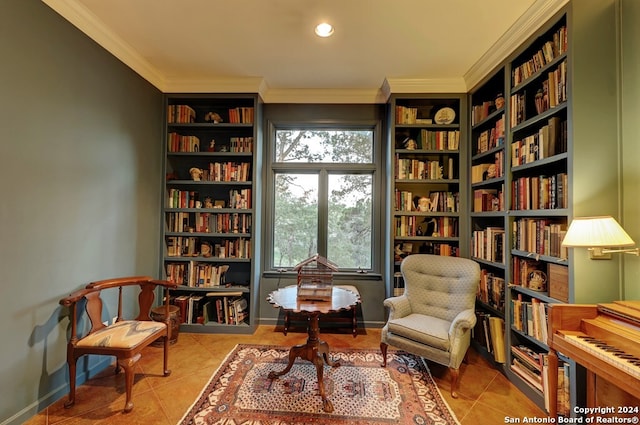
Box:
161 94 261 334
388 94 468 294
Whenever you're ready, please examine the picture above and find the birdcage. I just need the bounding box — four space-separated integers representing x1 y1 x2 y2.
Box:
294 254 337 301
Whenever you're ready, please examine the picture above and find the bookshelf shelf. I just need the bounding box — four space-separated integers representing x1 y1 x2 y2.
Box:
161 93 261 334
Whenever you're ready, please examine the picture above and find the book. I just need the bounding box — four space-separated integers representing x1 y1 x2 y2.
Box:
489 316 506 363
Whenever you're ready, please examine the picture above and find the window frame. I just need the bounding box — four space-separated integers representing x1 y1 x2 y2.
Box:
264 118 384 274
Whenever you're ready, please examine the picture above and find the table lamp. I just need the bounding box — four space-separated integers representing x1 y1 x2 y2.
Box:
561 216 640 259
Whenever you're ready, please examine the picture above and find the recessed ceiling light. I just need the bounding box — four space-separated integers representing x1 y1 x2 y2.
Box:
315 22 334 38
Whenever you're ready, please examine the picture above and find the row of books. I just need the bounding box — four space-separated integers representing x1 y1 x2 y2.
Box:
167 237 251 259
166 211 252 234
395 157 454 180
511 295 548 345
471 226 505 263
394 216 458 238
227 107 254 124
477 269 506 312
511 173 568 210
510 64 567 128
475 114 505 153
399 242 460 257
167 104 196 123
512 257 544 289
166 134 254 153
471 100 500 126
394 190 459 213
473 187 504 212
509 344 571 415
195 162 251 182
398 130 460 151
473 312 506 363
471 152 504 185
173 293 248 325
535 60 568 112
166 189 252 210
395 106 433 125
512 218 568 259
512 25 567 86
511 116 566 166
166 262 230 288
167 133 200 152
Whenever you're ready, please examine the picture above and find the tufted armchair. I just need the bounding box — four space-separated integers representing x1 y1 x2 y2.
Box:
380 254 480 398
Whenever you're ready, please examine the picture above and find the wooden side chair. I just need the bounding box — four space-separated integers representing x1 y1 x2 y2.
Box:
59 276 177 413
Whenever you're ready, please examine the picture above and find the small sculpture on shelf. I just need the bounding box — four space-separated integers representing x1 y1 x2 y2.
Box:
527 270 547 292
416 196 434 212
204 197 214 208
204 112 223 123
189 167 203 181
207 139 216 152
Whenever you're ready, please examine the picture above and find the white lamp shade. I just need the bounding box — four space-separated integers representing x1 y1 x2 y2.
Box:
562 216 635 247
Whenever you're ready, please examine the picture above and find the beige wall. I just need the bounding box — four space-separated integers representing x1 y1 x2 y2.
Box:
621 0 640 299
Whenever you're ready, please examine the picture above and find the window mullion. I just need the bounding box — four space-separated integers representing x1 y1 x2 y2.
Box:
317 168 329 257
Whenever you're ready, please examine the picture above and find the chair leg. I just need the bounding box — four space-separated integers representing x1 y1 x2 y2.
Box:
449 367 460 398
163 332 172 376
64 353 77 409
120 354 141 413
380 342 388 367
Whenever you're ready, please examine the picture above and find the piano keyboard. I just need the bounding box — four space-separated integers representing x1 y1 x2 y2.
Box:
564 333 640 380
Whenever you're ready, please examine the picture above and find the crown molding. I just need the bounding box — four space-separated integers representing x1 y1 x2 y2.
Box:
162 77 266 95
262 87 388 104
382 78 468 96
464 0 570 91
41 0 166 89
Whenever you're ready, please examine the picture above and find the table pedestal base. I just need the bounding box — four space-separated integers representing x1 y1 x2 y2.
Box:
268 312 339 412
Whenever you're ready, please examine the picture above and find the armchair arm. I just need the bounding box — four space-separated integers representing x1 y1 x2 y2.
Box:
383 295 412 320
448 308 477 338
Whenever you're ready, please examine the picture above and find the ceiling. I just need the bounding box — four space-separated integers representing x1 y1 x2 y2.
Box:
42 0 568 103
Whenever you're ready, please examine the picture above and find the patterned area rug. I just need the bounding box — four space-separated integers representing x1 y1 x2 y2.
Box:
178 344 460 425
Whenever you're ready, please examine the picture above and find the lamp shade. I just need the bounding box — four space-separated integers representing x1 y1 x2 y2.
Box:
561 216 635 247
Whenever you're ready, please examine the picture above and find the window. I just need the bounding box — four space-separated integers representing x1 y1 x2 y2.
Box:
270 128 376 271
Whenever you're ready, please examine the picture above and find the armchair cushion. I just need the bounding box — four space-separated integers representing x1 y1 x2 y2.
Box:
387 313 450 351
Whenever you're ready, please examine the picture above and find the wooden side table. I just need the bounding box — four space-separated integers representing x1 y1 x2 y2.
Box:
266 286 360 412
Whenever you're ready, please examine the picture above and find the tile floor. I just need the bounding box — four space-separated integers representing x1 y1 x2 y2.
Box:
24 325 545 424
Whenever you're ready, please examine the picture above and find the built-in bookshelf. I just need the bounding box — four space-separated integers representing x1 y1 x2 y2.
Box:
469 67 509 368
389 94 467 290
161 94 261 334
504 12 571 415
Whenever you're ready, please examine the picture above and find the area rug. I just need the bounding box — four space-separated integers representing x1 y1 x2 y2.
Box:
178 344 460 425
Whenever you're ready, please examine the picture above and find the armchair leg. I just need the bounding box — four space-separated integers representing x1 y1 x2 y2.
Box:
449 367 460 398
380 342 388 367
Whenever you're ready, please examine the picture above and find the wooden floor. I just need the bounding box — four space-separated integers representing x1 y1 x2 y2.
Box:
25 325 545 424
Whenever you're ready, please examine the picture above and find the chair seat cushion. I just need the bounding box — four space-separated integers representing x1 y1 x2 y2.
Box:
76 320 166 349
387 313 450 351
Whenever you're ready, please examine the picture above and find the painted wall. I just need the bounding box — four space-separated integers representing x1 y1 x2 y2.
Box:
0 1 163 423
621 0 640 300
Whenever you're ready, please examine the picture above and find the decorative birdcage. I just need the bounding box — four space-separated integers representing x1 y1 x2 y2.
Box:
293 254 338 301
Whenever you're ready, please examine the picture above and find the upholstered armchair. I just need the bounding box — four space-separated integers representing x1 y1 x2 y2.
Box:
380 254 480 398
